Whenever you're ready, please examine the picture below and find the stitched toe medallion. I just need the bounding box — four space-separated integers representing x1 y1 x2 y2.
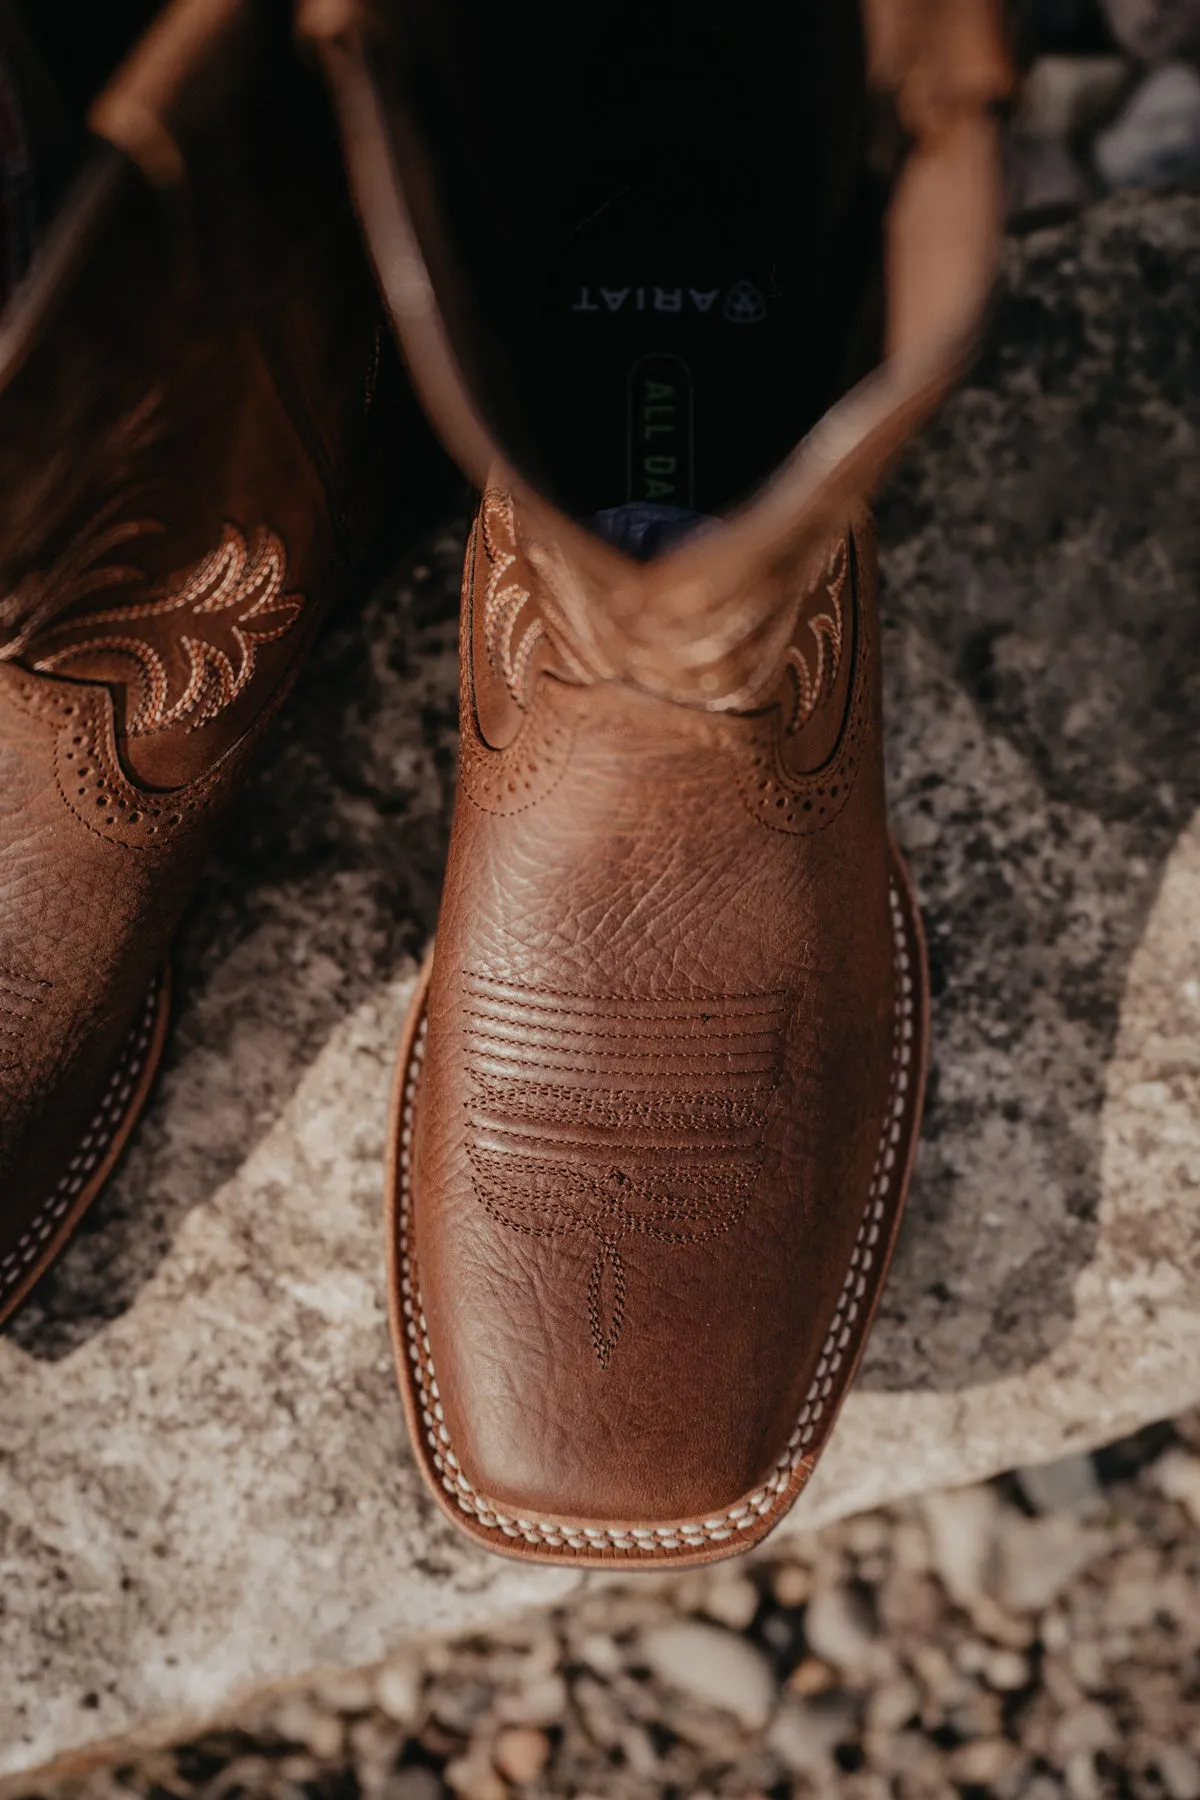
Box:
462 974 789 1368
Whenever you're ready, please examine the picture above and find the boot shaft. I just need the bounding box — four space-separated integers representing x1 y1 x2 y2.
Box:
305 0 1010 711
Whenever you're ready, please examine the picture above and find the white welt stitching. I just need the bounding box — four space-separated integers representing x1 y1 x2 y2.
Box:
398 882 916 1556
0 983 160 1299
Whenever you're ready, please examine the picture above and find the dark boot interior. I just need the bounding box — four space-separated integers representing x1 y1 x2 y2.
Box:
16 0 161 118
398 0 887 543
0 0 163 299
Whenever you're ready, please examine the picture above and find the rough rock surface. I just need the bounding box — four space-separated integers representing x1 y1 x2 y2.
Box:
3 191 1200 1781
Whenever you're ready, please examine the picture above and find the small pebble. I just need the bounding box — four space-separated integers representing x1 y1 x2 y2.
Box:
920 1485 1000 1607
1154 1447 1200 1525
1102 0 1200 59
575 1632 622 1678
1094 61 1200 187
788 1656 837 1697
641 1621 775 1730
1018 54 1129 140
384 1772 442 1800
803 1583 877 1671
444 1756 507 1800
845 1514 889 1556
305 1714 345 1762
1054 1701 1119 1760
278 1755 319 1782
496 1673 567 1727
949 1737 1022 1785
766 1697 856 1775
700 1574 760 1632
375 1660 423 1725
272 1696 344 1760
1159 1744 1200 1800
493 1727 551 1785
1016 1453 1104 1516
985 1648 1032 1691
771 1563 813 1607
866 1674 921 1734
998 1515 1110 1613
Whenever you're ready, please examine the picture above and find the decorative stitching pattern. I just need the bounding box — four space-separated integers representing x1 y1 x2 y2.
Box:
0 502 159 663
469 1079 765 1134
785 535 847 735
480 493 589 711
734 529 872 838
396 878 916 1555
32 524 304 736
462 977 786 1367
0 982 159 1306
458 684 579 817
51 695 224 847
458 498 585 818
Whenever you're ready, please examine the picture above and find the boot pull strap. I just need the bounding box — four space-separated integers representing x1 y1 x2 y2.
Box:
0 0 254 399
300 13 502 490
0 147 124 399
88 0 253 188
303 1 1011 710
865 0 1010 134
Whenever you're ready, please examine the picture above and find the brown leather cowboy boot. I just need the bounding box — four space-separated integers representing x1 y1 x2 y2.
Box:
307 0 1009 1564
0 0 443 1326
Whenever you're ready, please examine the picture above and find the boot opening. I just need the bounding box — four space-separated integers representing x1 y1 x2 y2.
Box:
398 0 888 533
16 1 161 117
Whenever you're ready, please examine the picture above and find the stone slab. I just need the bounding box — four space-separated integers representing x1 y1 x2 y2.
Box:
4 191 1200 1782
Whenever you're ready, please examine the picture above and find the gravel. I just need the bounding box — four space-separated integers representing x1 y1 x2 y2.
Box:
17 1411 1200 1800
1007 0 1200 219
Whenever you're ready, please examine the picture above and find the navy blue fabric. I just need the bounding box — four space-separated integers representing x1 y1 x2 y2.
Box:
589 503 712 561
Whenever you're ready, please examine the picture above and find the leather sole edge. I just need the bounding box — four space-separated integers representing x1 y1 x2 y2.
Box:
0 969 171 1329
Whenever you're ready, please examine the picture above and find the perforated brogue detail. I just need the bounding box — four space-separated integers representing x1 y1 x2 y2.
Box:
458 683 579 816
52 691 218 845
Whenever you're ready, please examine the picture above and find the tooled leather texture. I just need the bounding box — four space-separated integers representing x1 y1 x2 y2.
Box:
403 488 906 1528
0 42 411 1270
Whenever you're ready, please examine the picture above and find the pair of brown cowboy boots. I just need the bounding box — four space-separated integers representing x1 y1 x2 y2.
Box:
0 0 1008 1568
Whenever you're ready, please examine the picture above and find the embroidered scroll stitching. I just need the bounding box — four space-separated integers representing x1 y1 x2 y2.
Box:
27 522 303 735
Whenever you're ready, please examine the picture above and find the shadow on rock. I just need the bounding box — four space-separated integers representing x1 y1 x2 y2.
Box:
865 191 1200 1391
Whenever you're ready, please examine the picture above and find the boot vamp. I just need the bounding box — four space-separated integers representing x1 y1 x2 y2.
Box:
413 674 899 1525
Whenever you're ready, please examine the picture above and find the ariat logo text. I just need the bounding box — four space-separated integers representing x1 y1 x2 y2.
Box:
572 281 769 323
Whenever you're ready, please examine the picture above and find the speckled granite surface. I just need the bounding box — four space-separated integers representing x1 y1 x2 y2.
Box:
2 191 1200 1782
